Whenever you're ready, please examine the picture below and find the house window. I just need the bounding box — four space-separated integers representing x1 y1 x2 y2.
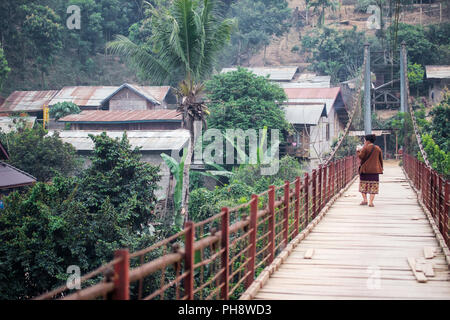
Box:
326 124 330 141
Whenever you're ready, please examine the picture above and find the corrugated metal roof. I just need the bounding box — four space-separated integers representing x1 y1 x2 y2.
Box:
50 85 172 107
280 75 331 88
47 130 190 151
425 65 450 79
100 83 167 106
133 85 171 102
283 87 343 115
0 116 36 133
221 66 299 81
0 161 36 189
49 86 118 107
0 90 58 113
59 110 182 123
283 104 327 125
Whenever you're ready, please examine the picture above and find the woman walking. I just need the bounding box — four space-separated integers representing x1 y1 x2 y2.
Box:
357 134 383 207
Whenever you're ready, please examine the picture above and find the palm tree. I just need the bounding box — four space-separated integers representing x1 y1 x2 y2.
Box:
107 0 235 224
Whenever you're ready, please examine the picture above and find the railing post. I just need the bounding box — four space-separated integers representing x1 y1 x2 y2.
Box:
284 181 290 244
312 169 317 219
246 195 258 289
294 177 301 237
318 165 323 212
331 161 335 197
438 175 443 238
444 181 449 247
304 172 309 226
112 249 130 300
220 208 229 300
268 186 275 264
327 164 331 203
184 221 195 300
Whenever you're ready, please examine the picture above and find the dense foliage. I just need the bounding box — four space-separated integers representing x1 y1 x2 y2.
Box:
0 132 161 299
300 26 366 83
413 93 450 177
0 126 79 182
0 0 144 92
224 0 291 65
189 155 304 222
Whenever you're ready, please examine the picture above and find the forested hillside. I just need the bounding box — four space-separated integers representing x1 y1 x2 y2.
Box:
0 0 293 95
0 0 449 95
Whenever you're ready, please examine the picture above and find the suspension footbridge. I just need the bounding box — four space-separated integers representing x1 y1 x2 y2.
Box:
35 44 449 301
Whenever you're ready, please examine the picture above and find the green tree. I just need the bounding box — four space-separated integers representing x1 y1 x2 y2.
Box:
206 67 290 134
50 102 81 121
226 0 291 65
300 26 366 83
419 134 449 178
78 132 161 231
0 45 10 90
107 0 235 222
407 63 424 97
387 23 435 66
20 4 63 87
0 132 161 299
429 92 450 153
1 126 79 182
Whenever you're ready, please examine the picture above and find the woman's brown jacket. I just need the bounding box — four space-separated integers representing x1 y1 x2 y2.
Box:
358 143 383 174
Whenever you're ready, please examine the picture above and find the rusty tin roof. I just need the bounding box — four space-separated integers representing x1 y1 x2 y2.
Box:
59 110 182 123
0 90 58 113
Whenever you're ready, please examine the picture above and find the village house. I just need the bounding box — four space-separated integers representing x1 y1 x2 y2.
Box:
425 65 450 105
49 83 176 111
281 87 348 164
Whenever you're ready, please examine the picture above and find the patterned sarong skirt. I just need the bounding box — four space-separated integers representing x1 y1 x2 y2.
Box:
359 173 379 194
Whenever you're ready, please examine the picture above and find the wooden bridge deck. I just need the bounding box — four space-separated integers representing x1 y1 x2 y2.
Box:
253 161 450 300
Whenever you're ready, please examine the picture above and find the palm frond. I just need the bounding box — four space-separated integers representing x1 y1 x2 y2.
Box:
106 35 171 84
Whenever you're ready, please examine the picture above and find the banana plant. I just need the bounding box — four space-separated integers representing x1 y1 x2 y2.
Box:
161 149 187 229
161 151 233 228
223 126 278 168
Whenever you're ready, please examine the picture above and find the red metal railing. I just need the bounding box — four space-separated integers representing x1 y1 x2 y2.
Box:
403 153 449 247
36 155 359 300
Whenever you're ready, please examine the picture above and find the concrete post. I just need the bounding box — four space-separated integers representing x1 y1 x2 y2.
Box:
400 41 407 113
364 43 372 135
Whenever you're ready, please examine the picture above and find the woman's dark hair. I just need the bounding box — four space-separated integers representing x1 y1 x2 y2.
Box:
365 134 376 143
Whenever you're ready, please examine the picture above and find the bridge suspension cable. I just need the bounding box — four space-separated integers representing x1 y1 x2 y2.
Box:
324 53 367 165
401 43 431 168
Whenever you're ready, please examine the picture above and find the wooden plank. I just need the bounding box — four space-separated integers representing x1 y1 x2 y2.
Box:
407 258 428 283
424 247 435 259
423 263 435 277
304 249 314 259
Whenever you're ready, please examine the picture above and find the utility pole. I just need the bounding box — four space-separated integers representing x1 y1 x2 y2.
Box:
400 41 407 113
364 43 372 135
